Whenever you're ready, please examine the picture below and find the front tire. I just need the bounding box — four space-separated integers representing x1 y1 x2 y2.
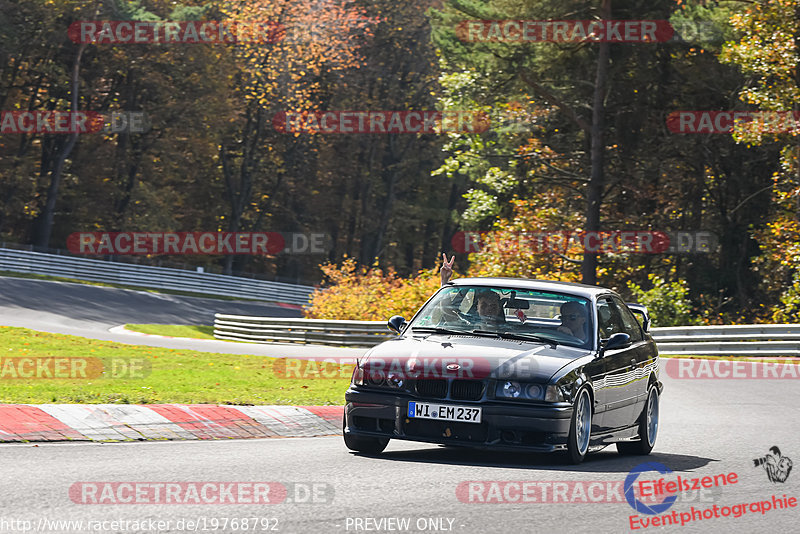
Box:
566 387 592 464
617 383 659 456
342 414 389 454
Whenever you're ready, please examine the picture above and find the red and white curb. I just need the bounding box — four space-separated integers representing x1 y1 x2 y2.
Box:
0 404 342 442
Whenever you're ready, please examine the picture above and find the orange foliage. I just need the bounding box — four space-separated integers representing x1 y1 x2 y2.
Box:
222 0 377 111
305 258 443 320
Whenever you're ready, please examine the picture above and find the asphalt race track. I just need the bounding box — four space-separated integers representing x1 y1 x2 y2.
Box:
2 377 798 534
1 277 798 533
0 276 363 358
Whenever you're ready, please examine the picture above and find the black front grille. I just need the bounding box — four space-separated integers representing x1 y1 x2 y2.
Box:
450 380 484 401
415 379 447 398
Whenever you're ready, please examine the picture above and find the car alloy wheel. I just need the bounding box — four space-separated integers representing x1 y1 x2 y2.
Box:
617 383 659 456
645 385 659 447
567 388 592 464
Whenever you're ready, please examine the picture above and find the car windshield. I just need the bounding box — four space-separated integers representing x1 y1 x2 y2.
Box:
409 285 593 349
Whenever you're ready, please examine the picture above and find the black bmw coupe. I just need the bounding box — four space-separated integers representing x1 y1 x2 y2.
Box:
343 277 662 463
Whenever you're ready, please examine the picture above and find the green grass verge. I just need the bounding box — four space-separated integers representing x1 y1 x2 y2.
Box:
125 324 216 340
0 271 266 303
0 326 351 405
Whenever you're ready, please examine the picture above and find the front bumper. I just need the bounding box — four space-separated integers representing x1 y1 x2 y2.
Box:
344 388 573 453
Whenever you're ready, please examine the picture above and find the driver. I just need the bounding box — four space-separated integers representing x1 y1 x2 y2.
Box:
439 254 505 327
474 289 505 326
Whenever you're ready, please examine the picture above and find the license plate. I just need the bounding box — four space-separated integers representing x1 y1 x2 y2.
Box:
407 402 482 423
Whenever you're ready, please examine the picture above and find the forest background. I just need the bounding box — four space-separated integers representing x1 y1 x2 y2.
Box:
1 0 798 326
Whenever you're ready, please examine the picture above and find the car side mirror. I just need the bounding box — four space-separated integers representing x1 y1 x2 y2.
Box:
387 315 407 335
601 332 631 352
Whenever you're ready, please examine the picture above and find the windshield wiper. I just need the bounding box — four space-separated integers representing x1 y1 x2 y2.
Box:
471 330 558 348
410 326 471 336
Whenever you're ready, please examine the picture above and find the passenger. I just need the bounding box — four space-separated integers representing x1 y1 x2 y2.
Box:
557 301 588 341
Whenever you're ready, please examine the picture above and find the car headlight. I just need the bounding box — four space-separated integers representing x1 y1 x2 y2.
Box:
500 381 521 398
368 369 386 386
352 366 366 386
496 381 563 402
545 385 565 402
352 366 406 390
387 372 404 389
526 384 544 399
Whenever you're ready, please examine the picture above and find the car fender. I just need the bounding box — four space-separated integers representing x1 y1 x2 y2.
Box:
555 364 595 405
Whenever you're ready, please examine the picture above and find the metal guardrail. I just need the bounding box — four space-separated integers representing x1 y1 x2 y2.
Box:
213 315 392 346
652 324 800 356
213 316 800 355
0 247 315 306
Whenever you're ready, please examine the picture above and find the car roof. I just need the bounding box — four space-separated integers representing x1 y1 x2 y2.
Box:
445 277 616 300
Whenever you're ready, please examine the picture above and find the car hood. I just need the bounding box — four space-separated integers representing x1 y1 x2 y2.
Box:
361 334 594 383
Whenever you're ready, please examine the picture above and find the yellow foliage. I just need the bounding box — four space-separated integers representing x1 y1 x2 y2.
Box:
305 258 442 321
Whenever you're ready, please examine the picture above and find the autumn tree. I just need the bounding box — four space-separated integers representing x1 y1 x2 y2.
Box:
720 0 800 321
306 0 450 272
213 0 375 275
429 0 641 285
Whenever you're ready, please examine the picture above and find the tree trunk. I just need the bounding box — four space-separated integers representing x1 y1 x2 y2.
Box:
581 0 611 286
33 42 88 248
220 105 264 274
371 135 409 261
220 142 243 275
372 168 397 261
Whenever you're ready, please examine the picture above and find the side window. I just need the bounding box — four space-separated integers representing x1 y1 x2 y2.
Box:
597 298 621 339
611 297 644 342
597 297 643 342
